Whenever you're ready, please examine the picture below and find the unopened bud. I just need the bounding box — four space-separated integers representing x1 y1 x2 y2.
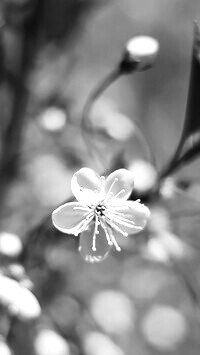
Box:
120 36 159 73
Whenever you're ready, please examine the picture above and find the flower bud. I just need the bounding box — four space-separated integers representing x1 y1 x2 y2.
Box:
120 36 159 73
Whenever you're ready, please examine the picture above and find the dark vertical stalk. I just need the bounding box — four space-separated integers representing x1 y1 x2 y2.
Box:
159 23 200 179
0 29 34 180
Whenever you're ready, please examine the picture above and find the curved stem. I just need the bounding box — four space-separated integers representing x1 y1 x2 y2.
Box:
81 67 121 132
81 67 121 167
81 66 155 168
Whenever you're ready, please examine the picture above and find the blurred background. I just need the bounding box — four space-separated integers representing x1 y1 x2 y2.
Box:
1 0 200 354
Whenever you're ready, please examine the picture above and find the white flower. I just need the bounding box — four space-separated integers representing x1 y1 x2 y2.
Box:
52 168 150 262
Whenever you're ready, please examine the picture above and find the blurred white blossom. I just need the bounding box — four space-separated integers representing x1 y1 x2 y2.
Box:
0 232 22 258
0 275 41 321
83 332 124 355
141 305 188 350
128 159 157 193
89 99 135 141
34 329 70 355
38 107 66 132
90 290 134 334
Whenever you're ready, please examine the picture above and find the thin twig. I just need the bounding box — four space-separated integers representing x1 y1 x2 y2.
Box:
81 67 121 166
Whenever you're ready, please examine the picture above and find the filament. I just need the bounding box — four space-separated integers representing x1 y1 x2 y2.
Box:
107 226 121 251
73 213 94 236
107 188 126 203
106 211 137 227
105 178 118 198
100 220 113 246
92 216 99 251
105 216 128 237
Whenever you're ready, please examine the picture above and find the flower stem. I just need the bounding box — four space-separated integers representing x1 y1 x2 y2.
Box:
81 67 121 132
81 67 121 166
81 65 154 168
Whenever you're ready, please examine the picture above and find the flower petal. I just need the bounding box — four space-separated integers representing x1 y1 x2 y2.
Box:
71 168 102 205
79 222 111 263
105 169 134 202
52 202 92 234
108 200 150 235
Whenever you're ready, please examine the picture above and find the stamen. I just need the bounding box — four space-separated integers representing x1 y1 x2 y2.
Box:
110 212 142 231
111 188 125 200
100 220 113 246
105 217 128 237
107 211 136 227
108 227 121 252
107 177 118 195
103 178 119 202
113 217 142 230
73 214 94 236
108 208 126 217
83 211 94 221
109 204 145 228
92 216 99 251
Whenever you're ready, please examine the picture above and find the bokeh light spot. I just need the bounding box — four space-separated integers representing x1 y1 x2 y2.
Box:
90 290 134 334
83 332 124 355
141 305 188 350
34 329 70 355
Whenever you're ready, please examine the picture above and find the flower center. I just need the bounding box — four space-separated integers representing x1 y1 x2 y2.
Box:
95 204 106 217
